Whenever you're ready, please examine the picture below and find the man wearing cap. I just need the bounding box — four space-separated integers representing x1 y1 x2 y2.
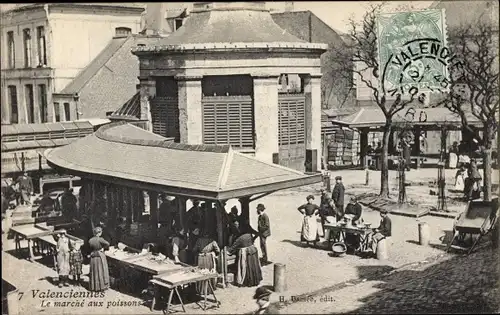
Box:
253 286 280 314
331 176 345 220
257 203 271 265
367 209 392 256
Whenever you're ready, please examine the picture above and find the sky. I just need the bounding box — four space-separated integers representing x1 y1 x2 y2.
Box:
292 1 435 33
1 1 435 33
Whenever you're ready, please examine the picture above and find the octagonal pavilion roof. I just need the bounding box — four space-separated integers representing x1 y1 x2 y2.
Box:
133 2 328 54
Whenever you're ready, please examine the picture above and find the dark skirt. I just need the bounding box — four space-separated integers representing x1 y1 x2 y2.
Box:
235 245 262 287
195 253 217 294
89 251 110 292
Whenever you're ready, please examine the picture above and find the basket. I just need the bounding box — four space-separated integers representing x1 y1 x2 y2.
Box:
331 242 347 257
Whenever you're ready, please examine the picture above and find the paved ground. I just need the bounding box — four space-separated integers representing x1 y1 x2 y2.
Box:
2 168 498 314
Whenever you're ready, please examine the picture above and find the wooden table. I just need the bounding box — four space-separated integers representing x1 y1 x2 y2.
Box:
151 270 220 314
34 234 84 269
324 223 372 253
105 251 190 293
10 225 53 261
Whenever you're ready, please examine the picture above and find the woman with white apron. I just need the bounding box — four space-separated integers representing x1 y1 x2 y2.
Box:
298 195 321 248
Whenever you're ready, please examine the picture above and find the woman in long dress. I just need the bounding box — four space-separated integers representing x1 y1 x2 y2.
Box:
227 226 262 287
298 195 320 248
55 229 71 287
193 229 220 294
88 227 110 292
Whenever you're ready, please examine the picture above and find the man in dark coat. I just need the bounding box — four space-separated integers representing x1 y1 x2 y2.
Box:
331 176 345 220
344 196 363 253
367 209 392 255
256 204 271 265
60 188 78 219
16 172 33 206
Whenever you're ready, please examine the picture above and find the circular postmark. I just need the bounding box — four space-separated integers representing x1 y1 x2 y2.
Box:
376 10 461 96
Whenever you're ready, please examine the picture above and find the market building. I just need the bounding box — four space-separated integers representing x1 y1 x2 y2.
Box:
131 2 328 172
44 121 322 284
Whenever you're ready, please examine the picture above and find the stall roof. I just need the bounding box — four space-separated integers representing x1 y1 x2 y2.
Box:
1 121 94 136
45 122 321 200
331 107 483 129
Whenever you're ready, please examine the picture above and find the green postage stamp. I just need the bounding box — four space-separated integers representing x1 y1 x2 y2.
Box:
376 9 452 95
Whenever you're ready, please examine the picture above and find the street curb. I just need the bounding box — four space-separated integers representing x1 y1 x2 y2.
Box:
428 211 458 219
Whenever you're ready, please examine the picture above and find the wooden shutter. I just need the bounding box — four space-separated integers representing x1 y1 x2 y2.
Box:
150 96 179 140
278 94 305 146
202 96 253 148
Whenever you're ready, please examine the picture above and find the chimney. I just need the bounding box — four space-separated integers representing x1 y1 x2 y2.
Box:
144 3 169 36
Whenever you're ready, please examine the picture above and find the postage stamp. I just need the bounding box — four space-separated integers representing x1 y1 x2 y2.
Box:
376 9 452 95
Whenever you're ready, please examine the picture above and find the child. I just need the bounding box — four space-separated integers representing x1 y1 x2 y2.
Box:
69 240 83 285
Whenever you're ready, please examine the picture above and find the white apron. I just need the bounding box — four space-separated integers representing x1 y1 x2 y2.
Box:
301 215 318 241
448 153 458 169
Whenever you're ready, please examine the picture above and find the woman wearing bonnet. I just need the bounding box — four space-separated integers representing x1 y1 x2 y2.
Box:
88 226 110 292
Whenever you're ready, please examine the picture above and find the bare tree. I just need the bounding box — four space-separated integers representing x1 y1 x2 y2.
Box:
335 4 417 197
436 21 499 201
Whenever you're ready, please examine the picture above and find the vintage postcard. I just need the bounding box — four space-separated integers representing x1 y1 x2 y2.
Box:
1 1 499 315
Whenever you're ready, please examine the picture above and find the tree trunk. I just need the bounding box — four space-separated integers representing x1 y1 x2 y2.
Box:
482 126 494 201
379 121 392 198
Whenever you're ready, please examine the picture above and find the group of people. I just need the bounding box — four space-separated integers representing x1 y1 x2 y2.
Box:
453 158 483 200
53 226 110 292
157 197 272 288
297 176 392 257
1 172 34 212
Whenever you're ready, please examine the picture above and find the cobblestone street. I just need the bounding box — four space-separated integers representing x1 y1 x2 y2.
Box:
3 169 498 314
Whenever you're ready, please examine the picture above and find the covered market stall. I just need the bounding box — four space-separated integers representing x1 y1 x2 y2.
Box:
329 107 484 169
44 121 321 298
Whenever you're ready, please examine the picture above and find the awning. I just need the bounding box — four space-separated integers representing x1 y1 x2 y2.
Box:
45 122 322 200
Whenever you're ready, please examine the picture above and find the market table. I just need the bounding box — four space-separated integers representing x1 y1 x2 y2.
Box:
105 249 191 293
10 225 53 261
323 222 372 253
34 234 84 269
150 269 220 314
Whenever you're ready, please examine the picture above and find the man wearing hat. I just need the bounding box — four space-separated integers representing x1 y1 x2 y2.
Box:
253 286 280 314
367 209 392 256
257 203 271 265
331 176 345 220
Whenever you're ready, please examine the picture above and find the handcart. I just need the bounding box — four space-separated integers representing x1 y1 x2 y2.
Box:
447 198 499 254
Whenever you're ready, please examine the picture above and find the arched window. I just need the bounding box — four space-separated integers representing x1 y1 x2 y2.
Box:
115 27 132 37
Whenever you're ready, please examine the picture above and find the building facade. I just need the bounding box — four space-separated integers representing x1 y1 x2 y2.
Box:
0 3 143 125
132 2 327 172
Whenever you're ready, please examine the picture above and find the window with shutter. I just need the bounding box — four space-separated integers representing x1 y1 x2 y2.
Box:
202 96 254 149
150 97 180 141
278 94 305 146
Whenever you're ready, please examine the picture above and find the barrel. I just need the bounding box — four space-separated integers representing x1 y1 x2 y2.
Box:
418 222 430 246
376 238 388 260
273 263 286 293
